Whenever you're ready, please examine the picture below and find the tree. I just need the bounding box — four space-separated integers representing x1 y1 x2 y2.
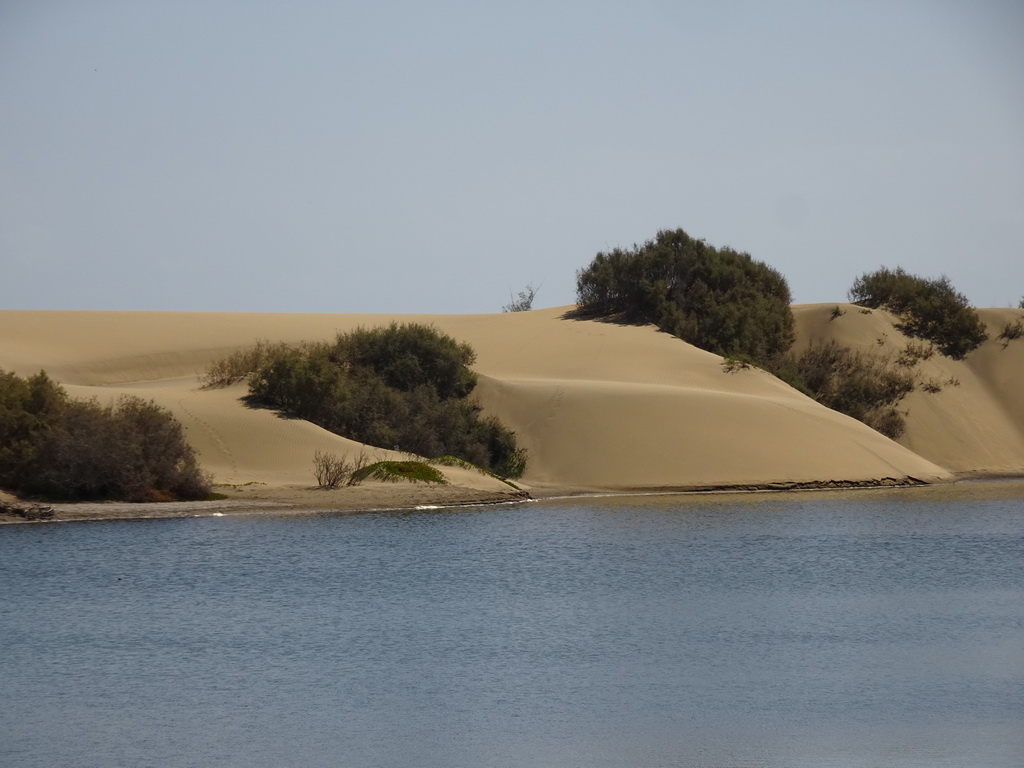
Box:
849 267 987 358
243 324 527 477
576 228 795 366
0 369 211 501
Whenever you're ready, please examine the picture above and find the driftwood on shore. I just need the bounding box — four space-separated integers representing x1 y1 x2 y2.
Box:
0 501 56 521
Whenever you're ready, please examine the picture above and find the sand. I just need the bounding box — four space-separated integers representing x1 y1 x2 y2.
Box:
793 304 1024 475
2 304 1022 522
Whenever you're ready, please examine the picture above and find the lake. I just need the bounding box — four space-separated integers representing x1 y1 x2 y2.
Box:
2 484 1023 767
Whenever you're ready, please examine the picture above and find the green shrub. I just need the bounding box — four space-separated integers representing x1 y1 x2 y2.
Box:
0 369 211 502
236 324 527 478
848 267 987 358
0 370 67 490
430 452 525 490
431 454 479 470
351 461 448 484
575 228 795 366
334 322 477 400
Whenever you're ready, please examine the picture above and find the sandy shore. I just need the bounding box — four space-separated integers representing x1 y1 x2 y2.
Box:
2 304 1022 523
0 484 531 524
4 474 1023 526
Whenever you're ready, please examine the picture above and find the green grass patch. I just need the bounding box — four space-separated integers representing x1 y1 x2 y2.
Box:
351 461 448 485
431 454 524 490
431 454 479 470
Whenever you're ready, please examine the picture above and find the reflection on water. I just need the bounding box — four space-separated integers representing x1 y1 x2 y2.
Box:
2 484 1023 767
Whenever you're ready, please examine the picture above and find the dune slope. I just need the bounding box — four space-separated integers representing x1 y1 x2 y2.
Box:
1 307 963 499
793 304 1024 476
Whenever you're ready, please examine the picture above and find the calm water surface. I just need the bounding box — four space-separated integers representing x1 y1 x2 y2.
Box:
2 485 1023 767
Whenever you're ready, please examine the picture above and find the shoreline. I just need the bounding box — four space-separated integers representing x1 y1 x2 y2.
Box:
5 473 1022 525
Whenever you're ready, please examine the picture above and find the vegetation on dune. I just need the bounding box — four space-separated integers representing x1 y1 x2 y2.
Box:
351 460 448 485
207 323 527 479
786 271 988 436
572 228 963 439
430 453 524 490
203 249 995 466
312 449 369 489
998 318 1023 345
200 339 296 388
769 343 918 439
575 228 795 368
503 282 540 312
0 369 211 502
848 267 987 358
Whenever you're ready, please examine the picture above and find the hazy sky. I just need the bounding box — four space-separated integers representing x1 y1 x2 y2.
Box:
2 1 1022 313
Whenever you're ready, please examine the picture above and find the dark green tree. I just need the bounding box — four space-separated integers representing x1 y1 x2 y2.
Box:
849 267 987 358
245 324 526 478
576 228 795 366
0 370 67 490
1 369 210 501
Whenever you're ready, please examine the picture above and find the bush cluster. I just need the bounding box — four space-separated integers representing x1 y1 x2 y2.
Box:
576 228 795 366
0 369 211 501
849 267 988 358
770 343 917 439
226 323 527 478
200 339 295 388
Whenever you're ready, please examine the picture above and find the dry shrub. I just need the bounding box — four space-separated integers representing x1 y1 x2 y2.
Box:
896 341 935 367
201 339 297 388
776 343 917 439
313 449 369 489
998 319 1023 347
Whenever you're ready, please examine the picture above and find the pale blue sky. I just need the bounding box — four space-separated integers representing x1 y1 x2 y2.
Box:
2 1 1022 313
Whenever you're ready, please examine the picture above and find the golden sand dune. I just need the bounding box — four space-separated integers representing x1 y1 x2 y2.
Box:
10 305 1010 511
793 304 1024 476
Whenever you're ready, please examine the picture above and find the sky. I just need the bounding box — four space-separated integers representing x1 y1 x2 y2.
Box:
1 0 1022 314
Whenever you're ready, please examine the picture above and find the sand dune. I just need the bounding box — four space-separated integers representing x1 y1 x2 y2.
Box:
11 305 1008 512
6 301 1023 512
793 303 1024 475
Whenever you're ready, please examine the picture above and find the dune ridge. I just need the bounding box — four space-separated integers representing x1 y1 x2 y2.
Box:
3 304 1021 517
